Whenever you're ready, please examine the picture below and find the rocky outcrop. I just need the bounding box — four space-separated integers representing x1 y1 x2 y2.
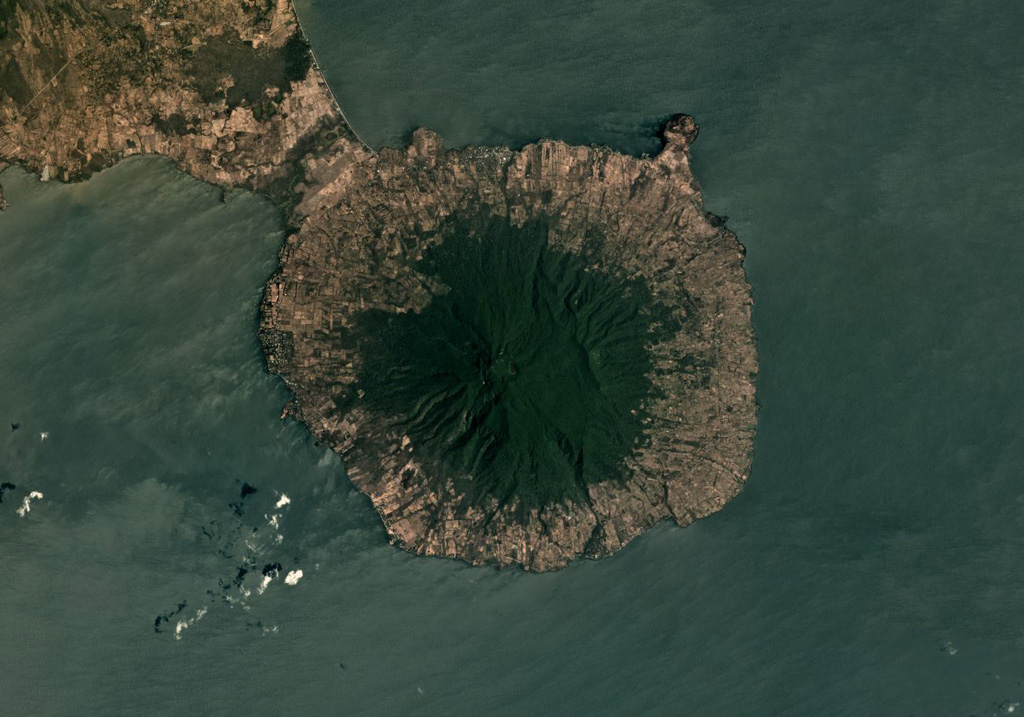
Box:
259 117 758 571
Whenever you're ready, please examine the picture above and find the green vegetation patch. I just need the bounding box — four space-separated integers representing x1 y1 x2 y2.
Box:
190 31 311 108
0 56 30 104
84 22 161 96
151 111 190 135
0 0 18 40
354 215 671 509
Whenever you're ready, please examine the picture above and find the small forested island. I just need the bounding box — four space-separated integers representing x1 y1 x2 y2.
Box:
0 0 757 570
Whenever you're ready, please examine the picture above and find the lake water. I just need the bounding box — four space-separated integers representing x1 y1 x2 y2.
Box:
3 0 1024 713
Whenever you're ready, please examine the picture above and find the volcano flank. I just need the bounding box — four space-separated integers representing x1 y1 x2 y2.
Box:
0 0 756 571
259 115 758 570
355 215 669 510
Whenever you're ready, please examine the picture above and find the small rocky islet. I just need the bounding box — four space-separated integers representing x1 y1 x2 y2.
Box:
0 0 757 570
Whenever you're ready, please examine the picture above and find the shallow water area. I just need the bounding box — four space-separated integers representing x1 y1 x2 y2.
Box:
3 0 1024 713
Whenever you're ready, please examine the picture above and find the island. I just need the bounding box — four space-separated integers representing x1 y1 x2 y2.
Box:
0 0 758 570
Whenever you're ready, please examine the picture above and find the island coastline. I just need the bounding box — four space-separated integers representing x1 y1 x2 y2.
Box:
0 0 758 571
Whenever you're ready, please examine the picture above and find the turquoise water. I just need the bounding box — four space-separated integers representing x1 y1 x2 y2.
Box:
3 0 1024 713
